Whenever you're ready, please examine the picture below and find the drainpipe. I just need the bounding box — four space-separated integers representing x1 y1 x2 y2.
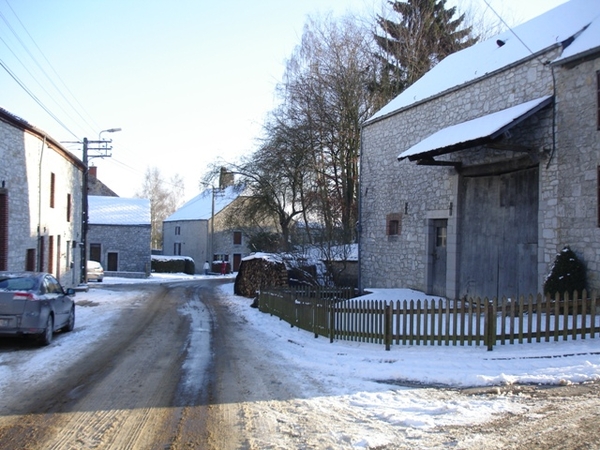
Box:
37 136 46 271
357 129 363 294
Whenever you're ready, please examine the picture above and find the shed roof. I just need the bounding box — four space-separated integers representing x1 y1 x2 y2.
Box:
88 196 150 225
398 96 553 161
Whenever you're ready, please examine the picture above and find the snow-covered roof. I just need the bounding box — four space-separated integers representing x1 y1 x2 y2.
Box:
553 11 600 65
88 196 150 225
164 185 241 222
398 96 552 160
369 0 600 122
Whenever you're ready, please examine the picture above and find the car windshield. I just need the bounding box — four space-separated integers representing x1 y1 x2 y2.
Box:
0 276 38 292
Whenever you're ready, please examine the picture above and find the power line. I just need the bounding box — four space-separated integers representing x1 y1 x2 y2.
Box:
2 0 100 134
481 0 534 55
0 56 79 139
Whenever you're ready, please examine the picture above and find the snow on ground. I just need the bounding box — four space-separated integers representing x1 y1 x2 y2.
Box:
2 273 600 445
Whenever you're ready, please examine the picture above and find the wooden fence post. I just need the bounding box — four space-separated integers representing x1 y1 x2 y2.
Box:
384 302 392 351
485 300 495 351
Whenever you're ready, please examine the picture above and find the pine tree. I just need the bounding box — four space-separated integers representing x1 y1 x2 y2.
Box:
544 246 587 298
374 0 477 98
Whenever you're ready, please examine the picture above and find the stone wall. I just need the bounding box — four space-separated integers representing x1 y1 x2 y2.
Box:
552 56 600 289
0 118 83 288
360 49 560 295
87 224 151 273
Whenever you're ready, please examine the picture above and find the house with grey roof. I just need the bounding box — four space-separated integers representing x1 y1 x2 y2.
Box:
0 107 85 288
163 185 252 273
87 196 151 278
359 0 600 300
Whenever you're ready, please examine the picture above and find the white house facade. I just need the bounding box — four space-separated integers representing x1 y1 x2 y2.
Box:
163 185 251 273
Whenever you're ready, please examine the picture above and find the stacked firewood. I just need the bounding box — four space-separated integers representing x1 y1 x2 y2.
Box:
234 256 288 298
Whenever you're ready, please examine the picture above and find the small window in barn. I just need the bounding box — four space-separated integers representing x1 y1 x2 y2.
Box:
50 172 55 208
174 242 181 255
386 213 402 236
175 226 181 235
233 231 242 245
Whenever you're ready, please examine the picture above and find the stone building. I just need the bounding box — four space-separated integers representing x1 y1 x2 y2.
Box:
163 184 251 274
0 107 85 288
359 0 600 300
87 196 151 278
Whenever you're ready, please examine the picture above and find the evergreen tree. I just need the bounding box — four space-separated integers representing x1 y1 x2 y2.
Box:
374 0 477 98
544 246 587 298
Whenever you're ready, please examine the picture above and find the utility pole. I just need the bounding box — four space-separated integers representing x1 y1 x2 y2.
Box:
71 128 120 284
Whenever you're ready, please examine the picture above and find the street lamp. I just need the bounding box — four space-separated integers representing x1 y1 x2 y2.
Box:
80 127 121 284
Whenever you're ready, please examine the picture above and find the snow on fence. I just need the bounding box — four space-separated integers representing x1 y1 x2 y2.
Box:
258 288 600 351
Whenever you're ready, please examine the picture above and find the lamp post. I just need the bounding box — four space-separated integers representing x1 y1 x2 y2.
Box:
80 128 121 284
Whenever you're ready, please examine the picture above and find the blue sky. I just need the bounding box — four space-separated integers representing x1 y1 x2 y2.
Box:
0 0 567 201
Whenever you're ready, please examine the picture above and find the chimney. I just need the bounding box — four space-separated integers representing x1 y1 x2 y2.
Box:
88 166 97 178
219 167 234 189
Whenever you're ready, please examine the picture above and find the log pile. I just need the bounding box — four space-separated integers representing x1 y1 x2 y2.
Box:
234 256 288 298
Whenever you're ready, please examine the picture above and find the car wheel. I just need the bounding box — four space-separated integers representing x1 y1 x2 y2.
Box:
62 307 75 332
98 278 103 283
39 315 54 346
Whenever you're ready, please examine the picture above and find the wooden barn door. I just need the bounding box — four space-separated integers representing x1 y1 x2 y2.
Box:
458 167 538 300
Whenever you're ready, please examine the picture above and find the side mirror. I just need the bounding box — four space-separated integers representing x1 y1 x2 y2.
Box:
66 288 76 296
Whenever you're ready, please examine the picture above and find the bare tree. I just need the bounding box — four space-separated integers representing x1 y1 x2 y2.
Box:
280 14 383 246
136 167 185 249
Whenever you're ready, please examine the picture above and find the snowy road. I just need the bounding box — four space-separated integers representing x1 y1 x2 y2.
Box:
0 276 599 449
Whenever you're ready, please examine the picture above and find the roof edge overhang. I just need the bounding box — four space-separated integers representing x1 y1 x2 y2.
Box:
398 95 553 163
363 45 560 129
0 108 86 171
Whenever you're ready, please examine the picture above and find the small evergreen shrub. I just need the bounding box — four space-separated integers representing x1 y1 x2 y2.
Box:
544 246 587 297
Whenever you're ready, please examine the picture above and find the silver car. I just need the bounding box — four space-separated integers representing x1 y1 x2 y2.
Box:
86 260 104 282
0 272 75 345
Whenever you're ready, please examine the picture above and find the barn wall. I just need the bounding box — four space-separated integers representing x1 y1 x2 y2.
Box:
360 48 558 298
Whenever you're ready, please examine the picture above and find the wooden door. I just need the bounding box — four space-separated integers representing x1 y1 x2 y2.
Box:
431 219 448 297
458 167 538 300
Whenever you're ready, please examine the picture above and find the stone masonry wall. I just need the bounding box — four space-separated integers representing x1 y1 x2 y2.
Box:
0 120 83 288
552 56 600 290
360 49 559 294
87 224 151 273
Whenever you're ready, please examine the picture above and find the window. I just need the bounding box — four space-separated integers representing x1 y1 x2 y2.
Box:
175 226 181 235
66 193 71 222
174 242 181 255
233 231 242 245
436 225 447 247
50 172 55 208
386 213 402 236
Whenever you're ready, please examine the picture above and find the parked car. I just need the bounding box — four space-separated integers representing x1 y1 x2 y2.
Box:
87 260 104 282
0 272 76 345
